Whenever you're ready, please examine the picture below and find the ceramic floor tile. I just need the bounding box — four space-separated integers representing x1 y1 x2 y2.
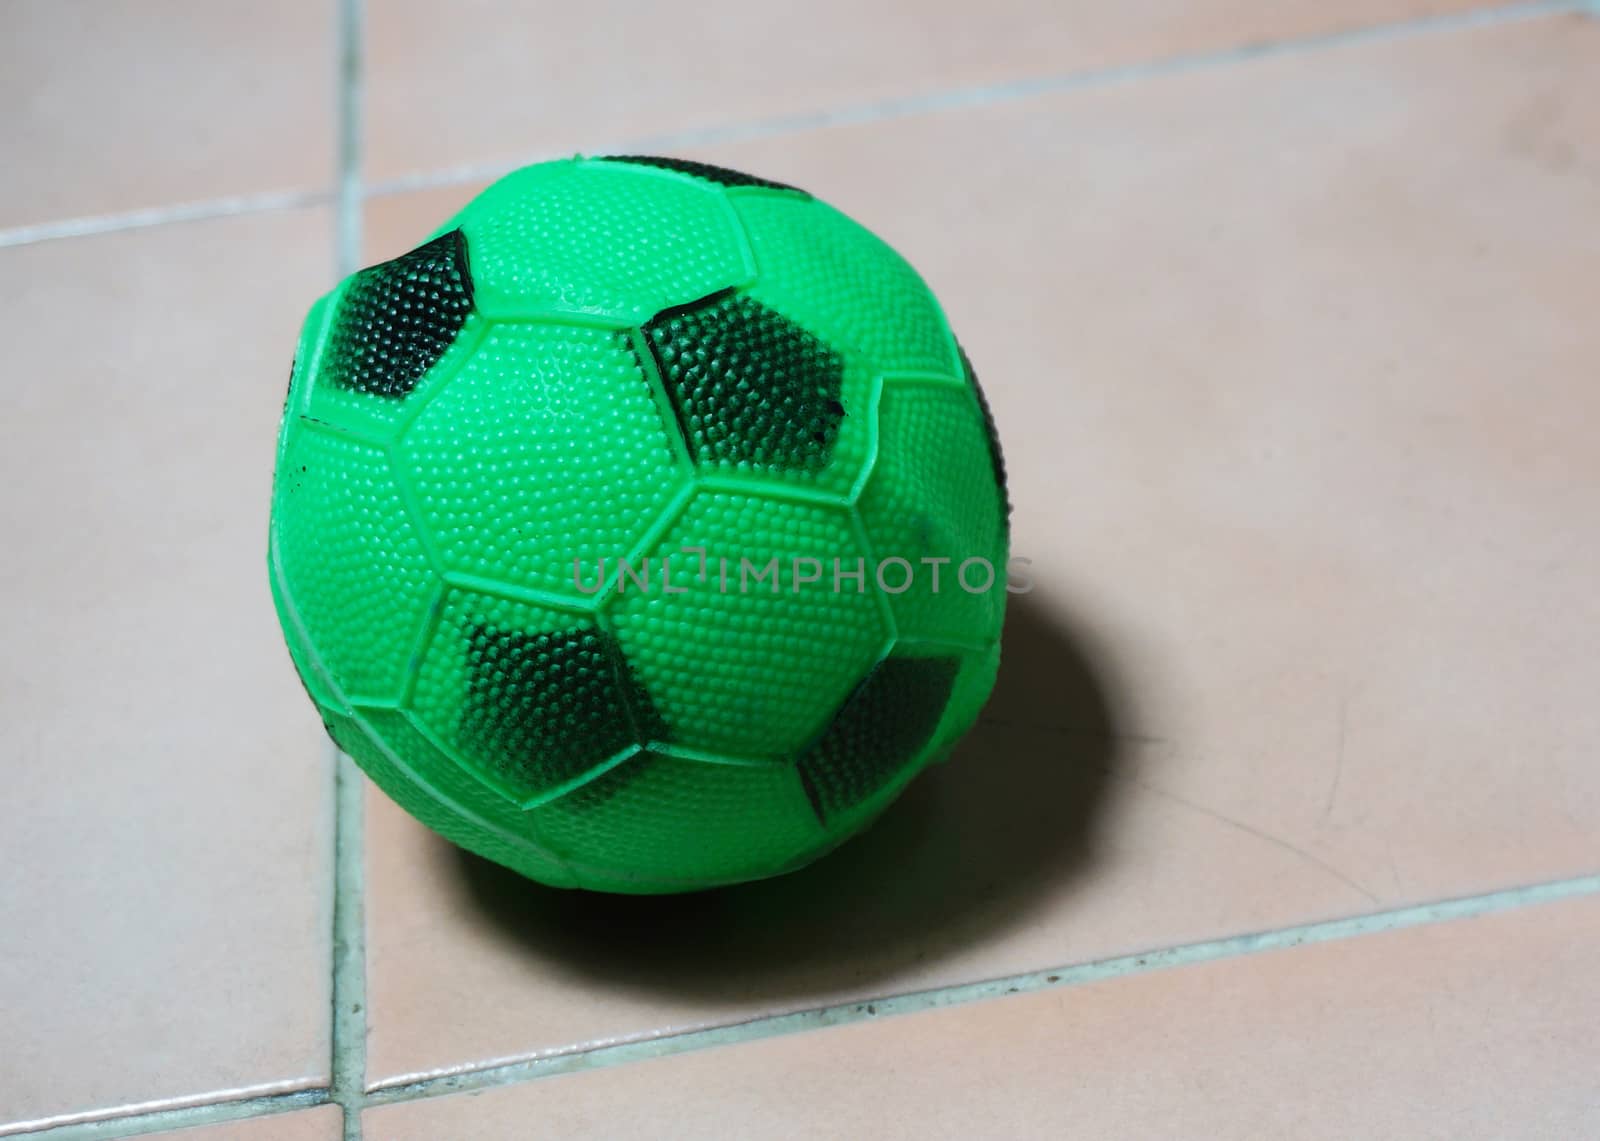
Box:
145 1105 343 1140
365 0 1503 186
363 182 488 264
358 12 1600 1086
0 0 334 231
363 895 1600 1139
0 211 336 1132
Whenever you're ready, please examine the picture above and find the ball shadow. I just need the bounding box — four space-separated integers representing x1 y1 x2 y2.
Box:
443 588 1132 1004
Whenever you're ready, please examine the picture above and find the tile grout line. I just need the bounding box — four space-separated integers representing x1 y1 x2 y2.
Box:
11 873 1598 1137
2 1090 332 1141
0 189 335 251
0 0 1585 252
364 0 1587 200
362 871 1600 1109
330 749 370 1141
329 1 368 1140
335 0 366 279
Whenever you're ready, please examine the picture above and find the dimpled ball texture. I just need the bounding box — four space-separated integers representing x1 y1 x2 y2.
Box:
269 155 1009 893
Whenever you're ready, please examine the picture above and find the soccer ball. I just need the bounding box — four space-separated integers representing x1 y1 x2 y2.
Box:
269 155 1008 893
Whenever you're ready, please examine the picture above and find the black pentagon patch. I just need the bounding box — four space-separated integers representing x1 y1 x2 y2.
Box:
601 154 808 195
796 655 961 823
324 229 474 399
958 341 1010 525
644 290 846 473
459 622 668 801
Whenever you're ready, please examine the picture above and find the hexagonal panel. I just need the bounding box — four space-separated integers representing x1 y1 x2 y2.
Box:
856 377 1008 648
605 488 889 759
270 422 439 704
394 320 688 597
411 587 656 805
266 556 341 714
731 191 959 378
596 154 810 195
453 159 752 321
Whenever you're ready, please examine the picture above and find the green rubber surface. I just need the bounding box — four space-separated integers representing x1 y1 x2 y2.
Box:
269 155 1008 893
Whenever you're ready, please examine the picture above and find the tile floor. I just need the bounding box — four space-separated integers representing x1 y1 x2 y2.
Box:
2 1 1596 1138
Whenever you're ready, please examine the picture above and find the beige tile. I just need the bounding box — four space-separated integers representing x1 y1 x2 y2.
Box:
364 896 1600 1139
0 0 334 231
0 211 335 1130
360 13 1600 1085
147 1105 343 1140
364 182 488 264
365 0 1498 184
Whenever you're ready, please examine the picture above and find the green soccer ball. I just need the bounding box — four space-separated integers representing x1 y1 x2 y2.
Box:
269 155 1008 893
